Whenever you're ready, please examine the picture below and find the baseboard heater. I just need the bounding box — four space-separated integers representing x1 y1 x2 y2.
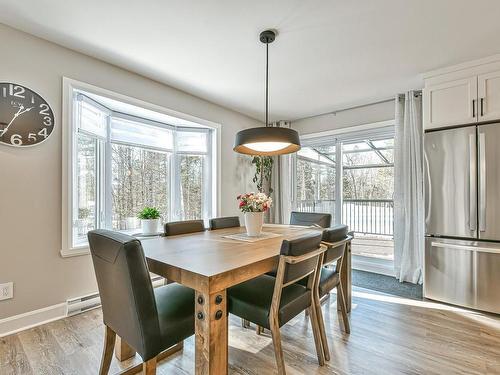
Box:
66 276 165 316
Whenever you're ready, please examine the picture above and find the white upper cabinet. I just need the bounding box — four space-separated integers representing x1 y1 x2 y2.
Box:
423 55 500 130
478 70 500 122
424 77 477 130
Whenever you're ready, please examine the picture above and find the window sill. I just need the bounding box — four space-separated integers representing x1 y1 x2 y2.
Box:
60 247 90 258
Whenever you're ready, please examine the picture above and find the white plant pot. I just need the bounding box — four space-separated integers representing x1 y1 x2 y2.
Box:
141 219 159 235
244 212 264 237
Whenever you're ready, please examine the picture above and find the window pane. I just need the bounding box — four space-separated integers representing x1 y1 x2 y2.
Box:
343 167 394 199
111 143 170 230
318 165 335 200
77 97 108 138
294 158 335 214
111 117 173 150
179 155 204 220
177 130 208 152
295 159 317 201
74 134 97 246
297 146 335 165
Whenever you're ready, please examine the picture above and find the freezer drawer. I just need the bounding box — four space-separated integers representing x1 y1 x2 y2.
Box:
476 251 500 313
424 238 475 309
424 238 500 314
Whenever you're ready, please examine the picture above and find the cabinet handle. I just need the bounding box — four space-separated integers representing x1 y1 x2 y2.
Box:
480 98 484 117
472 99 476 118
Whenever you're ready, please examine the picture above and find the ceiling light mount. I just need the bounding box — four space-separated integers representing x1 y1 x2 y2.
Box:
259 29 276 44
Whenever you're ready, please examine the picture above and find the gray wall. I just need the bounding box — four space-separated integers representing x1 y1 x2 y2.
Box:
292 100 395 135
0 24 258 319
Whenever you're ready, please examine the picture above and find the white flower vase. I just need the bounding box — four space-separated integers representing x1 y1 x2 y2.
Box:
244 212 264 237
141 219 159 235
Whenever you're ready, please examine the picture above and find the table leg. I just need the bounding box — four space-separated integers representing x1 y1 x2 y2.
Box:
195 290 228 375
115 335 136 361
339 241 352 313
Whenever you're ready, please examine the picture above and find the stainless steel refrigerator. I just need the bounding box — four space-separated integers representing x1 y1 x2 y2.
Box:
424 123 500 314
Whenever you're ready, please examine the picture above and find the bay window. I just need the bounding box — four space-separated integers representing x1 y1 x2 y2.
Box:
66 83 217 251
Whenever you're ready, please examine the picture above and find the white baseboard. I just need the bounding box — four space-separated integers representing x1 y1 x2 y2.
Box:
0 303 68 338
0 276 165 338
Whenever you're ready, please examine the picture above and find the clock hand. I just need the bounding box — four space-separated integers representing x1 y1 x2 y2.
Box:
0 106 34 137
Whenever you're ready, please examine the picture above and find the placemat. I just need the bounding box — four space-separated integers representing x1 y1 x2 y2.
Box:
222 231 282 242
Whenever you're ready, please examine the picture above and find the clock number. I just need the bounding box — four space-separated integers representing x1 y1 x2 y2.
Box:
11 134 23 146
28 133 37 142
9 84 25 99
43 116 52 126
39 103 50 115
38 128 48 138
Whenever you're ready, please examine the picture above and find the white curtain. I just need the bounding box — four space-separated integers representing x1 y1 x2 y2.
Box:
394 91 424 284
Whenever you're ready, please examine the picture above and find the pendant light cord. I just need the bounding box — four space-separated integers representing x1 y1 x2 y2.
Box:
265 41 269 127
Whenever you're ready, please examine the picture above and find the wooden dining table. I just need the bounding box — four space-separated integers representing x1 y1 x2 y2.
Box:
115 224 352 375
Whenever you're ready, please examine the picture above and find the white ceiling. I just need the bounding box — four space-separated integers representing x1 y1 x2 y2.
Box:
1 0 500 122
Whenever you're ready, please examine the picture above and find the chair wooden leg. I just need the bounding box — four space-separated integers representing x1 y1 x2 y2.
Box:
337 283 351 334
314 296 330 362
269 317 286 375
256 325 263 335
308 306 326 366
142 357 157 375
99 326 116 375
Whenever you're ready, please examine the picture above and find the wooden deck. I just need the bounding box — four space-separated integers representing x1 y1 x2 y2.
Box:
351 234 394 260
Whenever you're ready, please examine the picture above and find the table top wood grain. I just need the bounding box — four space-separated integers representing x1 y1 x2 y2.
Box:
142 224 323 293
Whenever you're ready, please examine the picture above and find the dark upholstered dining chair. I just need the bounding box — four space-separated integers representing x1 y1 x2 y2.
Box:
164 220 205 236
289 211 332 228
228 233 327 375
209 216 240 230
88 229 195 375
301 225 351 361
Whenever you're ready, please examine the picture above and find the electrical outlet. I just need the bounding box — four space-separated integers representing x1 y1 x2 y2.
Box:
0 282 13 301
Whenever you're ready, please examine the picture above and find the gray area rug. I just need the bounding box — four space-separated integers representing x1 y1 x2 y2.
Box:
352 269 423 300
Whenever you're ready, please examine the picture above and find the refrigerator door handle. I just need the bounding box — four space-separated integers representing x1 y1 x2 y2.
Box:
431 241 500 254
479 132 486 232
469 134 477 231
424 152 432 225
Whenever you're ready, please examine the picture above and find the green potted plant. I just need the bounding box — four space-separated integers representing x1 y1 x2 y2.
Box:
138 207 161 235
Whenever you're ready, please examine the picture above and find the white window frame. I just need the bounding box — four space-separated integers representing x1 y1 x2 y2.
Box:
61 78 221 257
290 120 396 275
291 120 395 224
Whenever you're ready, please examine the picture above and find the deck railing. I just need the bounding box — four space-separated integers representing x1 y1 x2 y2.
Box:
293 199 394 236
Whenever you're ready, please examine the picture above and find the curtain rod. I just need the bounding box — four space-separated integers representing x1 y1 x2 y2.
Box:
293 97 394 122
293 89 423 122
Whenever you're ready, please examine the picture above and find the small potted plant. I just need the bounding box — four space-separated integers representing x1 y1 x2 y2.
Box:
138 207 161 235
237 192 272 237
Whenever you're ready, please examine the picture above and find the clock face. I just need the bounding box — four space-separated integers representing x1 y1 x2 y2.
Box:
0 83 55 147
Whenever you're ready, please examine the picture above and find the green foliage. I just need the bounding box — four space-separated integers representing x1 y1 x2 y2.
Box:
78 207 91 220
252 156 274 194
137 206 161 220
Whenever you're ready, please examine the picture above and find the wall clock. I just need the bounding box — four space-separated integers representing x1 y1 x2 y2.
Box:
0 82 55 147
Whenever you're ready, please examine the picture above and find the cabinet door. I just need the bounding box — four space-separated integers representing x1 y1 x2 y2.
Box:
478 70 500 122
424 77 477 130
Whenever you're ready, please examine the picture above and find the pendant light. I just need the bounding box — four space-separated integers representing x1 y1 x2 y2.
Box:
233 30 300 156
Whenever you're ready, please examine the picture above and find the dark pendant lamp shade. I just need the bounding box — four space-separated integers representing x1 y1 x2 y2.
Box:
233 29 301 156
233 126 300 156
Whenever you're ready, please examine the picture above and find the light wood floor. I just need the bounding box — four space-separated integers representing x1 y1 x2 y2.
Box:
1 288 500 375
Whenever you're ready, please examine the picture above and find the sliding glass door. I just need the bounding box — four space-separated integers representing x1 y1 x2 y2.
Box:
291 125 395 266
